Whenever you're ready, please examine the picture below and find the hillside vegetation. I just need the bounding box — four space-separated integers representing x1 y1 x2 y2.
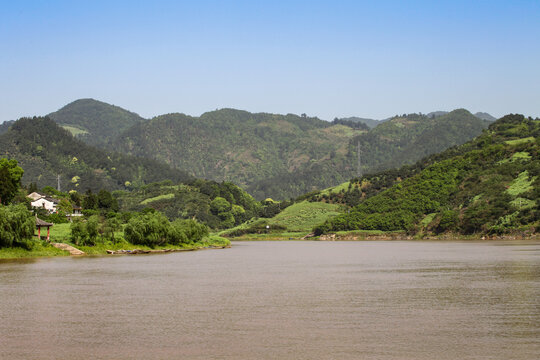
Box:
113 109 364 198
314 114 540 235
114 179 263 229
42 99 491 200
221 200 341 237
250 109 489 199
0 117 191 191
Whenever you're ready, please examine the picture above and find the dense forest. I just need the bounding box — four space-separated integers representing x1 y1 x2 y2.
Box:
44 99 492 200
0 117 192 191
114 178 282 229
248 110 490 199
313 114 540 235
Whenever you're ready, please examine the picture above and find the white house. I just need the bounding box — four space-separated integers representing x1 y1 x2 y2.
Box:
30 197 59 214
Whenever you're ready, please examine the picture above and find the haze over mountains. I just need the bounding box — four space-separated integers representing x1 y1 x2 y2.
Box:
1 98 495 200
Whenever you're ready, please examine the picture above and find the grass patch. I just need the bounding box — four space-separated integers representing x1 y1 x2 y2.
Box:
268 201 341 231
48 223 72 243
506 171 536 196
0 242 68 259
498 151 532 164
504 137 535 146
140 193 175 205
320 181 351 196
61 125 89 136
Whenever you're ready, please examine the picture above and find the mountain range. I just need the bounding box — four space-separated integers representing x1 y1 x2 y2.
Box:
40 99 493 199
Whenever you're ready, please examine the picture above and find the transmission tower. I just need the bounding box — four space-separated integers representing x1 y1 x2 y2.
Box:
357 141 362 178
57 174 61 192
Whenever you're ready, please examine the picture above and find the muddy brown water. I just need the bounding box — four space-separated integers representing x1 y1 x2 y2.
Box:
1 240 539 359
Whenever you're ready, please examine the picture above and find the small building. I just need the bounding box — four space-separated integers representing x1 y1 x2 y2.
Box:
36 217 53 241
30 197 58 214
67 206 84 221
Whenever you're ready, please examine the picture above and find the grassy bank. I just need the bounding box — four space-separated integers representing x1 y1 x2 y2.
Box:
226 232 309 241
0 222 230 259
226 229 539 242
0 242 69 259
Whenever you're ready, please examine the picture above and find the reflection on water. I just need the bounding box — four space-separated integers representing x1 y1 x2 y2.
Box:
1 241 539 359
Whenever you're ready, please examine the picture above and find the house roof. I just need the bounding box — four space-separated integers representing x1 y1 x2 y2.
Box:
27 192 45 201
36 218 53 227
45 197 60 204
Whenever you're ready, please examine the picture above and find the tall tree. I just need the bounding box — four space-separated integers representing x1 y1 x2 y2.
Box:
0 158 24 205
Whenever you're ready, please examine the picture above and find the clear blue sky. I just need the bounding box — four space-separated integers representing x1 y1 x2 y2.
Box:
1 0 539 122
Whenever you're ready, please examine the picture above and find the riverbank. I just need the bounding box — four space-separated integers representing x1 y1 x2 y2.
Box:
0 235 230 260
226 230 540 242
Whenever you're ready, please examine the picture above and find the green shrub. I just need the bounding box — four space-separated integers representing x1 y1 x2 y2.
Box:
0 204 35 248
169 219 208 244
70 215 101 246
124 212 170 246
436 210 459 233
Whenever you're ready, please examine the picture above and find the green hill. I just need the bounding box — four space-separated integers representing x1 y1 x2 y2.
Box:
248 109 489 199
314 114 540 236
114 179 262 229
44 99 490 200
114 108 487 200
0 116 191 191
113 109 365 198
48 98 145 146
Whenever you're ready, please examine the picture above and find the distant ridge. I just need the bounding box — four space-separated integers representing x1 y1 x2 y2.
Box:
474 112 497 122
341 111 497 128
337 117 381 128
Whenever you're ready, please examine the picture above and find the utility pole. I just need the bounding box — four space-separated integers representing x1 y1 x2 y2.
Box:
357 141 362 178
57 174 61 192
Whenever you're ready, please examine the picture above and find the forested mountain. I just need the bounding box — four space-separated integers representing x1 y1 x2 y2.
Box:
0 117 191 191
48 98 145 146
112 107 488 199
112 109 365 198
249 109 489 199
41 99 492 200
353 109 490 172
314 114 540 235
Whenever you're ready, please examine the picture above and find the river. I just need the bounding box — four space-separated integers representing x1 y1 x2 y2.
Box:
1 240 539 359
